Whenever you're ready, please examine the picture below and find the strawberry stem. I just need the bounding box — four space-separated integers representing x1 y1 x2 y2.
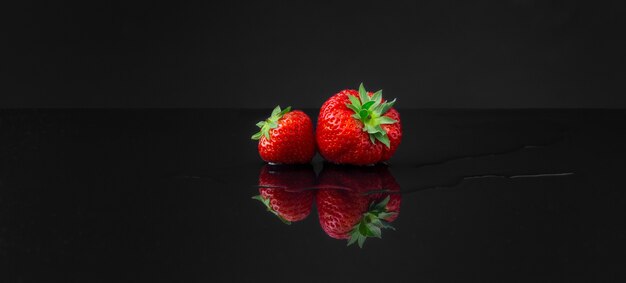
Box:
346 196 397 248
251 106 292 140
345 83 397 148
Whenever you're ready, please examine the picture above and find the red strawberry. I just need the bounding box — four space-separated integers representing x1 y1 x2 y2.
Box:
252 164 315 224
316 83 402 165
316 164 401 247
251 106 315 164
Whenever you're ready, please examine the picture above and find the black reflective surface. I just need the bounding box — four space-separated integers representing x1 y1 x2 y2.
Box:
1 109 625 282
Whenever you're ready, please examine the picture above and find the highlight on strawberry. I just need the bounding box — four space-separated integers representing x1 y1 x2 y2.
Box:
316 83 402 165
251 105 315 164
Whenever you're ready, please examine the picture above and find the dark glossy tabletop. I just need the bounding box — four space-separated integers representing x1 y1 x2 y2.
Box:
1 109 625 282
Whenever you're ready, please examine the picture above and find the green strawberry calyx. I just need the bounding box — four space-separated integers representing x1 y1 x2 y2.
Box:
251 195 292 225
347 196 397 248
345 83 397 148
251 105 292 140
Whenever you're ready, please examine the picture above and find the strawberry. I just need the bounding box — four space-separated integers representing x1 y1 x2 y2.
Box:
316 83 402 165
251 106 315 164
252 164 316 224
316 164 401 247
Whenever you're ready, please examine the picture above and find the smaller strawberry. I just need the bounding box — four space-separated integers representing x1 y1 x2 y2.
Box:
252 106 316 164
252 164 316 224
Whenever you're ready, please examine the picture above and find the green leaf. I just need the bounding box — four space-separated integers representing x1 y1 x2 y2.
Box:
378 212 396 220
371 90 382 104
359 221 369 236
375 196 391 210
359 83 369 104
256 121 266 128
377 116 397 125
347 233 359 246
279 106 292 116
251 132 262 140
276 215 292 225
362 101 375 110
373 103 385 114
346 103 360 113
359 109 369 120
271 105 282 117
379 221 395 230
357 234 366 248
379 98 396 114
369 100 381 112
369 225 382 238
374 124 385 133
374 132 391 148
348 95 361 108
365 124 378 134
369 134 376 144
370 218 383 227
264 130 270 140
268 121 278 128
251 195 265 202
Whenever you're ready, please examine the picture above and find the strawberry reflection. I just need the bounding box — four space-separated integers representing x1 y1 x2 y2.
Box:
252 164 316 224
317 164 401 247
253 163 401 248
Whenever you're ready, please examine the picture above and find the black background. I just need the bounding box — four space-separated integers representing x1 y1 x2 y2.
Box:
3 0 625 108
3 2 626 281
1 109 625 282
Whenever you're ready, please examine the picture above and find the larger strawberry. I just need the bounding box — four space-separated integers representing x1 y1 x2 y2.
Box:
252 164 316 224
316 83 402 165
252 106 315 164
316 164 401 247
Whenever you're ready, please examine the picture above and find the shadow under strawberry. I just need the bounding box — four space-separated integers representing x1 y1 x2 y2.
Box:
252 164 316 224
316 164 401 247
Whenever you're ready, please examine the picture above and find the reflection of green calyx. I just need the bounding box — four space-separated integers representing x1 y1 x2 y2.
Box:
251 195 292 225
346 83 397 148
251 105 292 140
347 196 397 248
